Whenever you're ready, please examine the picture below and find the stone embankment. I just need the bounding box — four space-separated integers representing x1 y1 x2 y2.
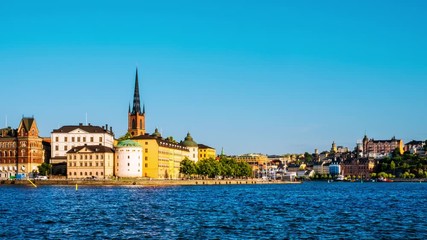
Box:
0 179 301 187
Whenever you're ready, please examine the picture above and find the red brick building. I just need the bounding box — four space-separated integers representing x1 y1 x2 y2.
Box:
0 117 48 179
363 135 403 158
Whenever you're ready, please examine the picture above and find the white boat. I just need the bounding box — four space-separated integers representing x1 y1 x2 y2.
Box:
336 175 344 181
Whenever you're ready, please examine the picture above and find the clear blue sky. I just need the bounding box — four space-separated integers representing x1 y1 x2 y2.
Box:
1 0 426 155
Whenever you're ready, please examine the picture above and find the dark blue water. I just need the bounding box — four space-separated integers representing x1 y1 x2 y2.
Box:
1 182 426 239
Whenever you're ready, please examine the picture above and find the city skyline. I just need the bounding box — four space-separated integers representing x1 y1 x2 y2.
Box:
1 1 427 154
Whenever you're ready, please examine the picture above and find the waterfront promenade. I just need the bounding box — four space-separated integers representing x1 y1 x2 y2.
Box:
0 178 301 187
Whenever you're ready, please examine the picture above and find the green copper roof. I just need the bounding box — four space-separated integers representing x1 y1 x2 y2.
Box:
117 139 141 147
181 132 198 147
151 128 162 138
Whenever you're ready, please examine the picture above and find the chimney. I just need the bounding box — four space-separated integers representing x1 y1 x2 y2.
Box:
105 124 108 131
79 123 83 126
110 127 113 133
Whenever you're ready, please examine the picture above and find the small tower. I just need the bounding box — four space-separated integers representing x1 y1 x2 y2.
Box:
128 68 146 137
331 141 337 153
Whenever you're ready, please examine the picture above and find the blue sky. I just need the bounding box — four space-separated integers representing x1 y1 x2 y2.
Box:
1 0 426 155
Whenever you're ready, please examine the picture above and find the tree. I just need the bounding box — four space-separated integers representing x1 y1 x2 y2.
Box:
117 132 132 141
180 158 196 177
390 160 396 175
392 148 401 157
37 163 52 176
304 152 313 163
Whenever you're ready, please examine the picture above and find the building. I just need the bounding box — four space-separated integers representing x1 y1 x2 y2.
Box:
128 68 146 137
0 117 47 179
235 154 269 175
131 130 189 179
362 135 403 158
329 159 341 176
313 161 330 175
66 145 114 179
181 132 198 162
198 144 216 160
341 158 375 178
51 123 114 175
404 140 425 154
115 139 143 178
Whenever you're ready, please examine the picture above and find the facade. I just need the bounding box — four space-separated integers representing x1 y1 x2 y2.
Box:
66 145 114 179
341 158 375 178
198 144 216 160
404 140 425 154
329 160 341 176
115 140 143 178
0 117 47 179
181 132 198 162
51 123 114 165
128 69 146 137
235 154 269 173
362 135 403 158
131 130 189 179
313 161 330 175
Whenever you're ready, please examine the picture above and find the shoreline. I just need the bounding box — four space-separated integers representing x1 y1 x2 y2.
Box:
0 179 302 187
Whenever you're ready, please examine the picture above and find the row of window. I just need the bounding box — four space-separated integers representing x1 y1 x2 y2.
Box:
55 136 103 143
69 162 105 167
68 155 104 160
69 171 104 176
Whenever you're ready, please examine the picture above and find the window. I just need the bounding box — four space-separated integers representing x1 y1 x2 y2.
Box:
89 172 92 176
85 172 87 176
85 162 87 167
145 163 148 167
55 146 59 151
101 172 103 175
55 137 59 142
77 137 80 142
100 162 103 167
99 137 102 142
90 155 92 160
80 155 83 160
145 149 148 153
90 137 94 142
80 172 83 175
145 142 148 145
74 172 77 176
85 155 88 160
83 137 86 142
64 137 68 142
72 137 75 142
128 163 130 166
145 157 148 160
96 162 98 167
74 155 76 160
64 146 68 151
96 172 98 176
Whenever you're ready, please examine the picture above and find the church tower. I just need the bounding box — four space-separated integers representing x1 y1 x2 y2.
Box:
128 68 146 136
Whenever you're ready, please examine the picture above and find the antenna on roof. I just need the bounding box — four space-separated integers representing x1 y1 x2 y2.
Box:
85 112 88 125
5 115 7 128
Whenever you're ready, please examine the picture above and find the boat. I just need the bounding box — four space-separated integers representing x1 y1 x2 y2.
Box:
378 177 394 182
336 175 344 181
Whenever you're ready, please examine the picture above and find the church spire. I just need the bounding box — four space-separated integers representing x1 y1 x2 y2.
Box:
132 68 142 114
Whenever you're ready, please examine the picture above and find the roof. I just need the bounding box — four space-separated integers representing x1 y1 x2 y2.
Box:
52 124 113 134
131 134 189 151
405 140 424 145
181 132 198 147
198 144 214 149
20 118 35 132
67 145 115 154
117 139 141 148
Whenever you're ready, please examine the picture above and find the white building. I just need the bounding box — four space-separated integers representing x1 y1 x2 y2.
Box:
181 132 198 163
115 139 143 178
51 123 114 164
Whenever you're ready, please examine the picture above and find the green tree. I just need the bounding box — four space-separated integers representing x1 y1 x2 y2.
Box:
304 152 313 163
180 158 196 177
117 132 132 141
37 163 52 176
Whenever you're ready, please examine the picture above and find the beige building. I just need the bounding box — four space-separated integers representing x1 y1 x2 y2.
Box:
66 145 114 179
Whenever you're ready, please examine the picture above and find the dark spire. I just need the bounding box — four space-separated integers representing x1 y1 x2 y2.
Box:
132 68 142 114
143 103 145 114
128 103 131 113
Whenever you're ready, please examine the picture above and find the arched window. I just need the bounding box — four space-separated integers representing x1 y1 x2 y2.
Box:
132 119 136 129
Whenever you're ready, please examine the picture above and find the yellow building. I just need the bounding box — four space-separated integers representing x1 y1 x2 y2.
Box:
235 154 269 172
66 145 114 179
131 129 188 179
198 144 216 160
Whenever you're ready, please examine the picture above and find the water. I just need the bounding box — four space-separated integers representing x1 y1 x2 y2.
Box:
1 182 426 239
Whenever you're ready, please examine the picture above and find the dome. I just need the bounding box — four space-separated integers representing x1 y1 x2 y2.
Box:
117 139 141 147
151 128 162 138
181 132 198 147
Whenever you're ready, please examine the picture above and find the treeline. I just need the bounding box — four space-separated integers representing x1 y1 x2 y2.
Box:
375 150 427 178
180 157 253 179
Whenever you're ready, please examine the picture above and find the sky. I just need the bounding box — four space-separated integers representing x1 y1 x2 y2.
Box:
1 0 427 155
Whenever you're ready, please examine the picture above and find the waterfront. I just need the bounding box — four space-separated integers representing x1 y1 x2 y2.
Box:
1 182 426 239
